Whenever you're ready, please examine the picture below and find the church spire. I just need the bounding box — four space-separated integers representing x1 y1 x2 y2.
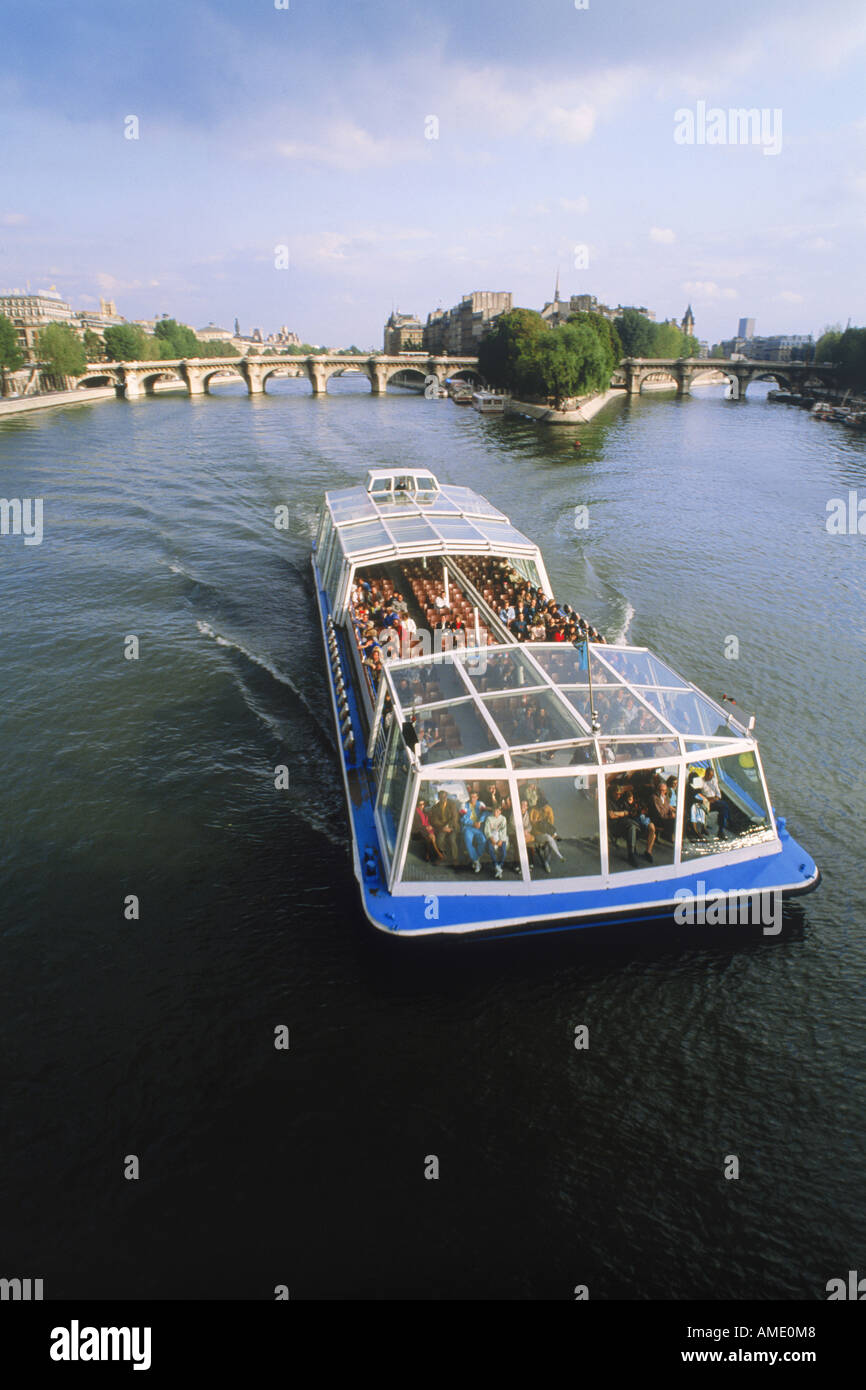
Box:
554 268 561 303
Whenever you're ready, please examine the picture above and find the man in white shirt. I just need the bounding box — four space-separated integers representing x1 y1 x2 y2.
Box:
484 809 509 879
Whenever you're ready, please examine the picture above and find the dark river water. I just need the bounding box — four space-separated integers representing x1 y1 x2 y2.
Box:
1 376 864 1299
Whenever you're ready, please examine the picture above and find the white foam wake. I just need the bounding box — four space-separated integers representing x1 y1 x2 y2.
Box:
195 619 323 723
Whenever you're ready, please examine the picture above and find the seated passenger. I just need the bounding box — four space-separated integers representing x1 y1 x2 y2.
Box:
413 798 445 862
701 767 730 839
607 783 642 867
687 778 710 839
484 807 509 879
529 804 565 872
429 788 460 864
461 790 489 875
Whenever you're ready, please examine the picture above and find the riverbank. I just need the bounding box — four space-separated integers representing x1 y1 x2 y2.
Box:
506 387 625 424
0 378 188 419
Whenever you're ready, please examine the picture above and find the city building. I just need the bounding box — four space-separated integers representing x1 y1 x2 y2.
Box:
681 304 695 337
417 292 513 355
264 325 302 350
197 323 235 342
738 317 756 340
384 311 424 353
719 330 814 362
0 289 77 360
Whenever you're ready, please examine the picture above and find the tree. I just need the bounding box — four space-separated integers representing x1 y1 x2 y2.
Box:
37 322 86 377
0 313 24 370
478 309 549 389
567 311 622 364
153 318 200 357
104 324 150 361
614 307 656 358
531 321 611 405
197 339 241 358
833 326 866 389
83 329 103 362
815 329 842 364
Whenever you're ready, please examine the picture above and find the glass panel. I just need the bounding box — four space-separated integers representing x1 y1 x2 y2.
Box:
339 520 393 554
606 766 680 874
472 519 535 549
419 699 501 764
518 775 602 881
385 517 439 545
681 751 774 860
563 687 670 736
638 688 729 737
461 647 546 693
377 721 412 864
595 648 689 689
598 739 680 764
390 655 468 709
402 778 519 882
483 691 585 746
441 486 507 519
512 742 597 768
530 647 616 686
329 492 378 521
429 517 486 543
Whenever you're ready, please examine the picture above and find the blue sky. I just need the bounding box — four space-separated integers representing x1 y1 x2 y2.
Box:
2 0 864 347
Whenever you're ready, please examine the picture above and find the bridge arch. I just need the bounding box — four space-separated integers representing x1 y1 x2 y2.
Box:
261 365 312 394
76 372 118 389
140 369 182 394
200 366 244 392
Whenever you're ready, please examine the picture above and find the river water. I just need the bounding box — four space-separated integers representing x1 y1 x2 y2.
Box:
1 377 864 1299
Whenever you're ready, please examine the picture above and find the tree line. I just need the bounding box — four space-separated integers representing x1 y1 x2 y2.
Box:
0 313 245 381
814 325 866 389
477 308 699 405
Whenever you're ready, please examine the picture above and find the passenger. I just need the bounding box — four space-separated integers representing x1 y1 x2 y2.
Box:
607 783 642 867
484 805 509 879
701 766 730 839
687 778 710 839
462 790 489 874
414 797 445 862
529 804 564 872
429 788 460 864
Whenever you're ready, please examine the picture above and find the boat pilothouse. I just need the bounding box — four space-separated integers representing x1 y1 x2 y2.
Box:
312 468 819 937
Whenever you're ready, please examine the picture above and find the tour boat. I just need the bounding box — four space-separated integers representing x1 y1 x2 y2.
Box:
471 390 508 414
312 468 820 938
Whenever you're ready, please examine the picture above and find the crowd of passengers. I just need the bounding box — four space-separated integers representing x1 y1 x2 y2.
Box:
348 558 606 692
412 782 568 879
459 557 606 644
607 767 730 867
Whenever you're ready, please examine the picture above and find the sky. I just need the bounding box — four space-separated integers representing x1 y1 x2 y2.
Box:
1 0 864 348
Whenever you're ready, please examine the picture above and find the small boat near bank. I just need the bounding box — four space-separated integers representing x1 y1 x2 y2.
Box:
312 468 820 938
471 390 508 414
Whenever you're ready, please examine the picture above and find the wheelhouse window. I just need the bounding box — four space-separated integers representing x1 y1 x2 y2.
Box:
376 720 412 865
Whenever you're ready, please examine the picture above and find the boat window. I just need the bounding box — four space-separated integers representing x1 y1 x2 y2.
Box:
563 687 671 737
530 648 613 686
516 774 602 881
680 751 775 861
512 742 596 769
637 688 731 738
595 648 689 689
402 778 515 883
376 720 413 865
390 655 468 710
417 699 501 764
597 739 680 764
482 690 584 746
461 647 544 693
605 765 680 875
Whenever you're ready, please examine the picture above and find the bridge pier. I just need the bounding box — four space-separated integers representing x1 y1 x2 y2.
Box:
240 361 267 396
180 362 206 396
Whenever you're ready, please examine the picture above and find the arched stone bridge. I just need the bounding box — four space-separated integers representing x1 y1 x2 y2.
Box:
77 353 482 400
616 357 840 399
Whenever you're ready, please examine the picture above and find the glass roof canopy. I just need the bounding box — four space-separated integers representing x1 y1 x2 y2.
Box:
383 641 752 770
323 480 543 564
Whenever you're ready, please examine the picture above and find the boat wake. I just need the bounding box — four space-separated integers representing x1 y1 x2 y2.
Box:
608 598 636 646
195 620 325 727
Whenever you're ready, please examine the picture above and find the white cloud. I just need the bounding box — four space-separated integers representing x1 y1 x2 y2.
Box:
276 122 417 171
560 196 590 214
802 236 834 252
1 212 27 226
778 290 804 303
682 280 738 300
650 227 676 244
545 104 595 143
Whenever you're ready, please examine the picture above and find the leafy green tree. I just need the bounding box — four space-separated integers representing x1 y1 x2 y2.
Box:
37 322 86 377
614 308 656 358
567 311 622 365
0 313 24 369
198 339 241 358
153 318 200 357
83 329 104 362
833 326 866 388
650 321 683 357
478 309 549 388
680 333 701 357
815 329 842 364
103 324 150 361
